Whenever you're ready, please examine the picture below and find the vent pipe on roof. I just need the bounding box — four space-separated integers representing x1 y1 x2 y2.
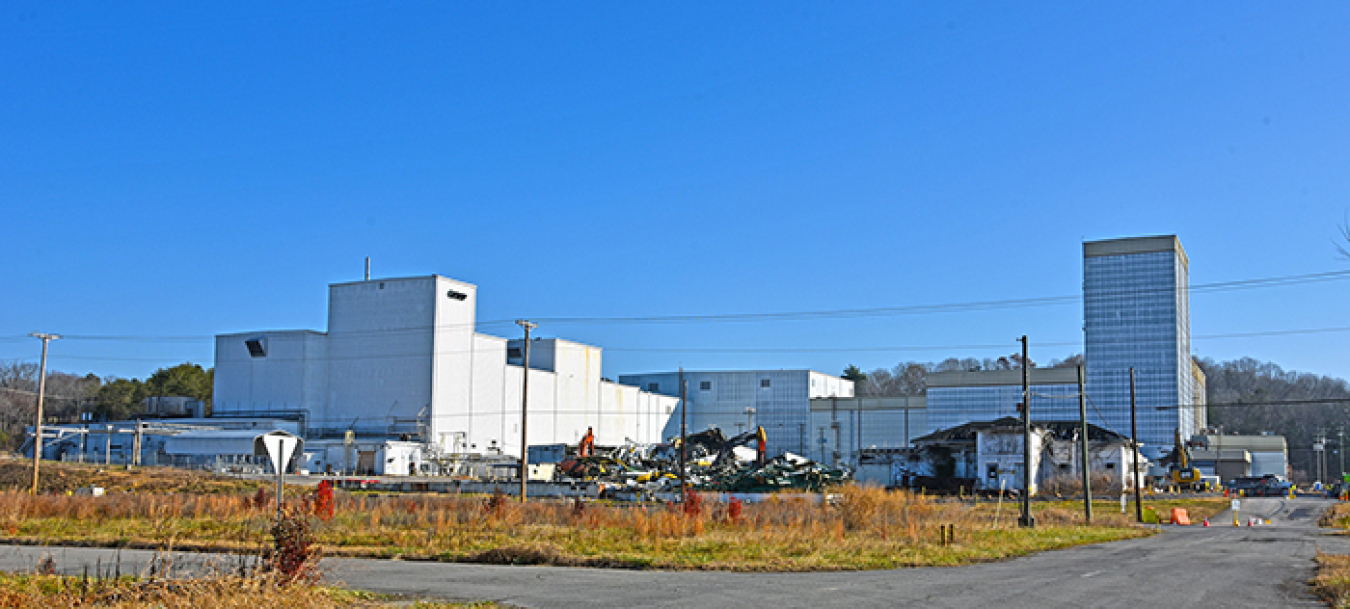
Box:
365 257 370 281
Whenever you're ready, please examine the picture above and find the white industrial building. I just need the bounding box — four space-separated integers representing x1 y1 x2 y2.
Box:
212 274 679 474
616 370 854 458
807 396 927 468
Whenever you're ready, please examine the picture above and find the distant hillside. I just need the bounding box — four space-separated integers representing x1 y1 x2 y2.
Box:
1198 357 1350 481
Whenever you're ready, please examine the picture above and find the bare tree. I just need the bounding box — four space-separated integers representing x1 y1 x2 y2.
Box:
1339 213 1350 260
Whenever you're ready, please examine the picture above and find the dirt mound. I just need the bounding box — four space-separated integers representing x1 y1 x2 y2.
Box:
0 458 262 495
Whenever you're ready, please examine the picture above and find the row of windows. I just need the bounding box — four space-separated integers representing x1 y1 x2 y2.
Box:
646 378 774 393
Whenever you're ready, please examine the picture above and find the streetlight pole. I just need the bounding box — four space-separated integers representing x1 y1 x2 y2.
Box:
516 320 537 503
29 333 59 496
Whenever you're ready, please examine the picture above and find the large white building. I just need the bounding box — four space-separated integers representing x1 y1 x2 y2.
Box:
213 275 678 467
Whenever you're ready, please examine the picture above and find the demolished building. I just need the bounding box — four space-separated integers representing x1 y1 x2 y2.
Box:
859 417 1148 495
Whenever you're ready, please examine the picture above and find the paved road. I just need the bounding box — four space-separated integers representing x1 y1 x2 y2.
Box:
2 496 1347 608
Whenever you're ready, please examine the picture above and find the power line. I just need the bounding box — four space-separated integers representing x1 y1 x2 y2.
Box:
511 269 1350 326
1153 397 1350 410
6 268 1348 343
6 323 1350 367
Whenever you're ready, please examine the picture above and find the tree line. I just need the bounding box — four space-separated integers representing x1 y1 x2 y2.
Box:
0 361 212 452
843 353 1083 397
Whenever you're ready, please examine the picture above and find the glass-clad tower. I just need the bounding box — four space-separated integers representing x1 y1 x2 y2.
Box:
1084 235 1203 455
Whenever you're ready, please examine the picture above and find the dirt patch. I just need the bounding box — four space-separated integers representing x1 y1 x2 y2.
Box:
0 459 263 495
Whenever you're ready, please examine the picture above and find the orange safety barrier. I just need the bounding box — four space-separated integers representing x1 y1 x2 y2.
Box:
1170 508 1192 526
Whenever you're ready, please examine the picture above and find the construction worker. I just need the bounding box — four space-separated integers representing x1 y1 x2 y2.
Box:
578 427 595 458
755 426 767 467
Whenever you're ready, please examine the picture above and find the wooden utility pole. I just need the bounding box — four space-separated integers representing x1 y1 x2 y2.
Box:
1018 335 1035 527
29 333 59 496
1130 367 1142 523
1078 365 1092 524
679 368 687 506
516 320 537 503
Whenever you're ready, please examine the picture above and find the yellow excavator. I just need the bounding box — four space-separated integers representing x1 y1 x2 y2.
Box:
1168 429 1204 491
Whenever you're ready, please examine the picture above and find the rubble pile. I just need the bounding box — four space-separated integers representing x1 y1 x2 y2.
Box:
555 427 851 495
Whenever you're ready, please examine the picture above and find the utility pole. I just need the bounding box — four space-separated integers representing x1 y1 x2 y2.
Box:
1340 430 1345 483
679 369 687 506
128 419 143 470
1018 335 1034 527
1078 365 1092 524
29 332 59 496
516 320 537 503
1130 368 1142 524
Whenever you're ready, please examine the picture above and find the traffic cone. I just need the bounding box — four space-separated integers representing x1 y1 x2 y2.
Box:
1202 518 1209 527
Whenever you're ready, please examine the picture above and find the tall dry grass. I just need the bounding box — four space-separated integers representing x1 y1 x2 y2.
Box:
1 485 1153 570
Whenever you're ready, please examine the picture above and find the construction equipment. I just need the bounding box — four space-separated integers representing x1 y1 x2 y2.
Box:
1167 429 1204 491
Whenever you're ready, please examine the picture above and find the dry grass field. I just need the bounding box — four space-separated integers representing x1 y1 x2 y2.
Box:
0 571 484 608
0 460 1228 571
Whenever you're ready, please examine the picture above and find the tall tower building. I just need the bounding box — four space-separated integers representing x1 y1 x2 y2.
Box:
1084 235 1203 455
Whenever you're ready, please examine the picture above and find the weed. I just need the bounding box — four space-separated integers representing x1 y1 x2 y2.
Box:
268 508 321 585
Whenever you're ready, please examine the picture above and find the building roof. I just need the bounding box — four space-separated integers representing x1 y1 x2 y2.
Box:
913 417 1132 445
1198 434 1287 452
808 396 926 411
619 369 846 378
328 274 478 289
1083 235 1188 266
1190 449 1251 463
928 367 1079 388
162 429 297 456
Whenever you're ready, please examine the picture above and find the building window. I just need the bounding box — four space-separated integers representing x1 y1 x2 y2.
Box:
507 347 522 359
760 379 771 388
700 381 711 391
648 383 659 392
1105 462 1117 470
987 463 998 479
446 290 467 301
244 338 267 358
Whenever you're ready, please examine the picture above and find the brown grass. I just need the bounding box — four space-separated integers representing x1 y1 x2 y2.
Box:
1312 552 1350 608
0 571 483 608
1321 502 1350 529
0 460 265 496
0 463 1185 571
1 484 1154 571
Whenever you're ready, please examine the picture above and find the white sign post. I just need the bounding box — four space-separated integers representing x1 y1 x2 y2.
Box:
255 431 302 521
1231 499 1240 527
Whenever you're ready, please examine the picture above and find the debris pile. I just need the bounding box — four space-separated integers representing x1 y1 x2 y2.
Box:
554 427 851 494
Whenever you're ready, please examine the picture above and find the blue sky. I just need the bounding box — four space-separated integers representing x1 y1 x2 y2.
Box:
3 2 1349 383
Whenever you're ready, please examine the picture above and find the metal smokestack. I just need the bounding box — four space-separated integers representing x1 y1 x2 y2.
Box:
365 257 370 281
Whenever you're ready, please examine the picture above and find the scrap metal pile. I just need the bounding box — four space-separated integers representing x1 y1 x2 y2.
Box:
556 427 851 494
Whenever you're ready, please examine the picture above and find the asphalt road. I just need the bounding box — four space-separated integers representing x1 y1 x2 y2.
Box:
2 496 1348 608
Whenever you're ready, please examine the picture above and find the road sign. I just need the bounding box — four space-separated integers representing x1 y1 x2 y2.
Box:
252 430 304 520
260 434 300 474
1231 499 1240 511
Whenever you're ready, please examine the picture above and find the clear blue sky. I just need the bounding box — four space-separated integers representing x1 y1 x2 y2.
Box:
3 2 1349 383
